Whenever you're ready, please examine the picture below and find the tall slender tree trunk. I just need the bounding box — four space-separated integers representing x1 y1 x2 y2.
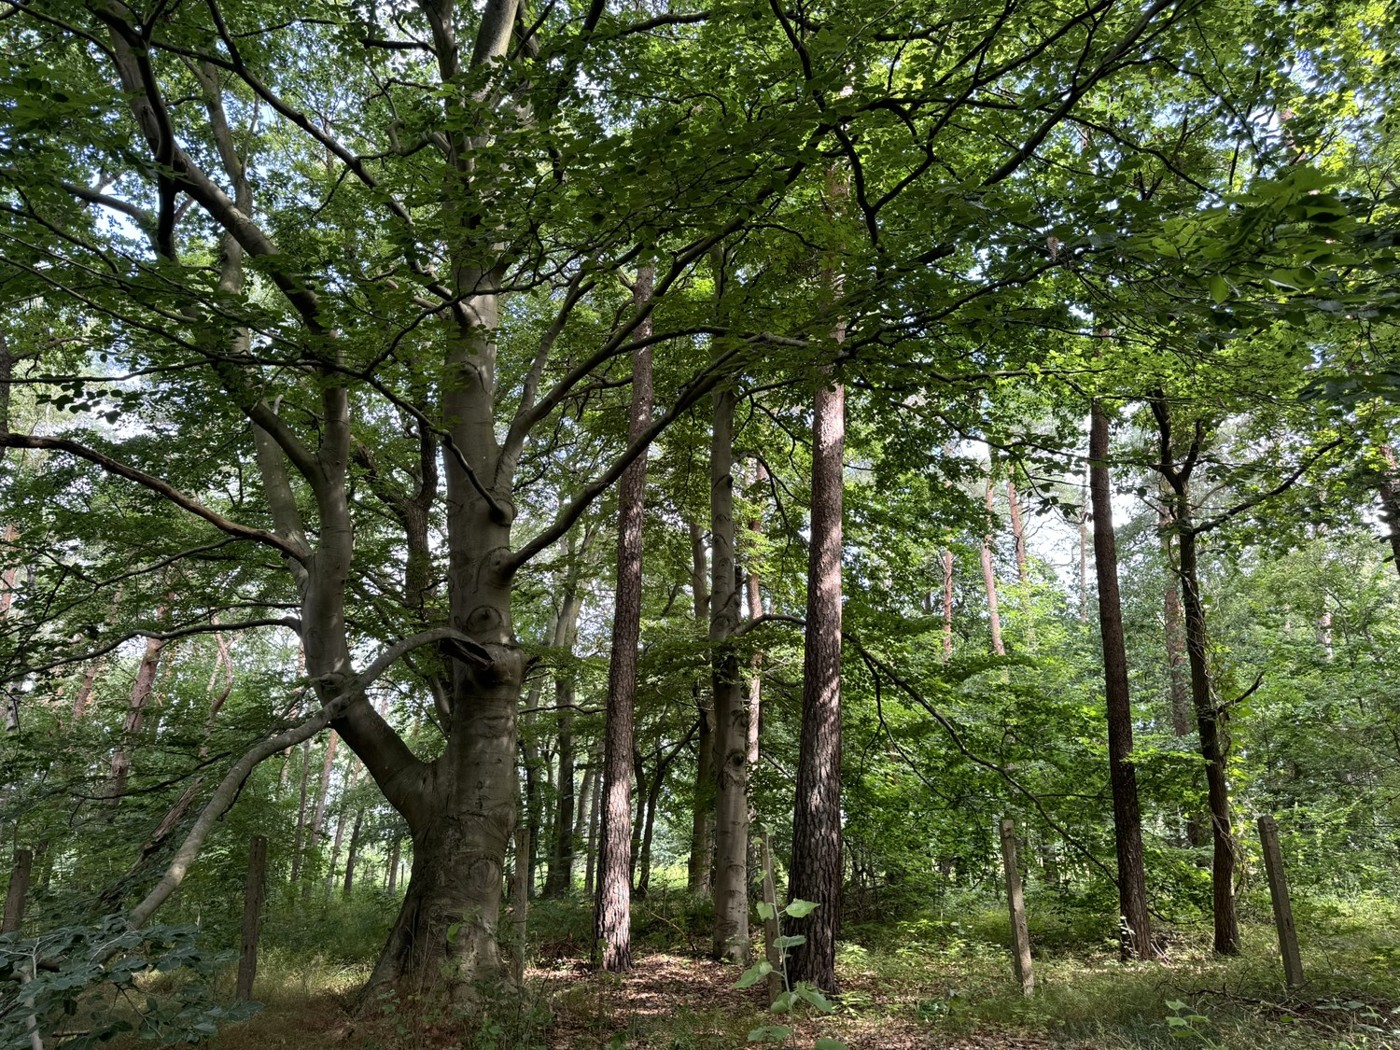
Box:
1077 500 1091 623
290 739 312 882
1007 478 1029 586
710 372 750 962
1088 402 1153 961
594 267 654 973
584 744 602 898
387 835 402 895
789 375 845 991
942 549 954 663
342 809 364 898
1158 501 1193 739
686 521 715 895
1152 399 1239 955
980 479 1006 656
545 538 588 898
1378 443 1400 578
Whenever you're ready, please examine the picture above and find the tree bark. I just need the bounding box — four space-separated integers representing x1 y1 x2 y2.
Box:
789 376 845 991
1152 400 1239 955
1378 443 1400 578
941 549 954 663
710 374 750 962
108 634 169 802
544 537 588 897
1088 401 1153 961
342 808 364 898
290 739 312 882
687 520 715 895
594 267 654 973
981 479 1006 656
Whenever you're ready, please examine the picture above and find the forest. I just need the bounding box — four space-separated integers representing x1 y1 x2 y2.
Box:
0 0 1398 1047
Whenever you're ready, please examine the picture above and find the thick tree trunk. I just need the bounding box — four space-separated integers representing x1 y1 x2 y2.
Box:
710 378 750 962
1088 402 1153 961
789 377 845 991
594 268 654 973
980 480 1006 656
687 521 715 895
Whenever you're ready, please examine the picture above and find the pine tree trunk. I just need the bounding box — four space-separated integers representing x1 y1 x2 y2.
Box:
594 267 654 973
1089 401 1154 961
789 377 845 991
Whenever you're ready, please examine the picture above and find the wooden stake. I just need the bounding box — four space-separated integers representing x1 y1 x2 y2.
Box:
236 836 267 1001
759 829 784 1005
999 818 1034 996
1258 815 1304 988
3 847 32 933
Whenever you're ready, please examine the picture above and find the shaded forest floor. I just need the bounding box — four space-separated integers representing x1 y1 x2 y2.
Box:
204 896 1400 1050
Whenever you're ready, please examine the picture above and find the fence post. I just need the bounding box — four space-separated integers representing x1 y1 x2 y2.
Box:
1257 815 1304 989
2 847 33 934
999 818 1034 996
236 836 268 1001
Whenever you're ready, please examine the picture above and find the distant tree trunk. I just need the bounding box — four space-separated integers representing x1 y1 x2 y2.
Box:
1077 499 1091 623
1007 477 1029 586
290 739 312 882
573 762 595 862
387 835 402 895
1152 399 1239 955
941 549 954 663
308 732 339 858
789 375 845 992
545 533 589 898
980 479 1006 656
1158 500 1193 739
584 746 602 898
1089 401 1154 961
687 520 715 895
1378 443 1400 578
0 525 18 619
710 370 750 962
521 730 544 900
325 811 346 898
746 464 767 775
595 267 654 973
342 809 364 898
109 634 168 801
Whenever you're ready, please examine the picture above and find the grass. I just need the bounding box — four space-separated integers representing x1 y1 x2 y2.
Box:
71 889 1400 1049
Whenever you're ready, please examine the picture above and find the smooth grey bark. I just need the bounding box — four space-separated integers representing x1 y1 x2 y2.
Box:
595 267 655 973
709 375 750 963
544 531 590 897
686 520 715 895
980 478 1006 656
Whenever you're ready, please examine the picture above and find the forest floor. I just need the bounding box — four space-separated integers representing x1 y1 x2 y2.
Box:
205 907 1400 1050
183 892 1400 1050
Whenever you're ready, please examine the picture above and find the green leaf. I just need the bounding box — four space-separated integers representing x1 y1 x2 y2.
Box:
814 1040 850 1050
775 934 806 949
1209 274 1229 304
755 902 777 921
784 899 820 918
735 961 773 989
